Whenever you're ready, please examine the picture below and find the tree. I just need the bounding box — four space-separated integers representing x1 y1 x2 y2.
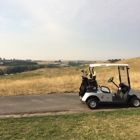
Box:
0 69 4 75
68 61 77 66
108 59 121 63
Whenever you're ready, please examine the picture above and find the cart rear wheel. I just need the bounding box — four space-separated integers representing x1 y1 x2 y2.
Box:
130 97 140 107
87 98 98 109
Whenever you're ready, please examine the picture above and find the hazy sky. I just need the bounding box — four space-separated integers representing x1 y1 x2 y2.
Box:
0 0 140 60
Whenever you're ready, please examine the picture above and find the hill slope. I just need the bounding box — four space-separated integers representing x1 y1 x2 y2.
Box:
0 57 139 96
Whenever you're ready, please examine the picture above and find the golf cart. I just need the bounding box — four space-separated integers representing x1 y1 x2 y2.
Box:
79 64 140 109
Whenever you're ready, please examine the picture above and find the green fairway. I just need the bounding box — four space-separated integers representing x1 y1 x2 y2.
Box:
0 108 140 140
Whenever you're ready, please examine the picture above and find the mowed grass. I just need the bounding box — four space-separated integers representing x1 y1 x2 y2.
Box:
0 108 140 140
0 57 140 96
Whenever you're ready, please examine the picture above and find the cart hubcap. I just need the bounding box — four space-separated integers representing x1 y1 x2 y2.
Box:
90 101 96 108
134 100 140 107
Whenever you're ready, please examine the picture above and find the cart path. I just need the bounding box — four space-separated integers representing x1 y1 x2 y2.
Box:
0 92 140 118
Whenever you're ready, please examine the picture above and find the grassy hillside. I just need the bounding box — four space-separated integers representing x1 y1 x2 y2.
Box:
116 57 140 70
116 57 140 90
0 57 139 96
94 57 140 90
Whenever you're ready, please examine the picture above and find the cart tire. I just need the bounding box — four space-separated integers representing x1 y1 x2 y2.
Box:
87 98 98 109
130 97 140 107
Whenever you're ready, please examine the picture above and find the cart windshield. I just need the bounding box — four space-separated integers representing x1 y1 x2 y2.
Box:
119 66 130 86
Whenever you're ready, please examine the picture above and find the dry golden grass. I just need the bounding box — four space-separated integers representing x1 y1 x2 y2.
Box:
0 75 81 96
0 57 140 96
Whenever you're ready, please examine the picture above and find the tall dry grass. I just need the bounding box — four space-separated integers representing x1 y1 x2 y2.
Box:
0 75 81 96
0 71 139 97
0 57 140 96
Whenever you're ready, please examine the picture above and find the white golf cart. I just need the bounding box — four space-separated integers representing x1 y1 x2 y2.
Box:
79 64 140 109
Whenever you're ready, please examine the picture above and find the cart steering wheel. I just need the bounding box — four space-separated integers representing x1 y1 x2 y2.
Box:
108 77 114 83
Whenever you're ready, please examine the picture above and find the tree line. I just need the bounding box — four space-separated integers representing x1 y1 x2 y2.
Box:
108 59 122 63
1 60 37 66
68 61 85 66
0 64 60 75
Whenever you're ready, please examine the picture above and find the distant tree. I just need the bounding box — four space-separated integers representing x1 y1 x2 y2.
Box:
2 60 38 66
108 59 121 63
0 69 4 75
46 64 59 68
68 61 77 66
55 60 62 63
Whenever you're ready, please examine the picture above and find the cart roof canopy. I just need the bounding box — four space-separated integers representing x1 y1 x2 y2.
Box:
89 64 129 68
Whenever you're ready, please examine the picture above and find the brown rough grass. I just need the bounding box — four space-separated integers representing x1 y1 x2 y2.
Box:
0 75 81 96
0 57 140 96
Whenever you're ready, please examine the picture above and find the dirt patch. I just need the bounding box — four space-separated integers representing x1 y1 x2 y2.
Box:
0 109 118 119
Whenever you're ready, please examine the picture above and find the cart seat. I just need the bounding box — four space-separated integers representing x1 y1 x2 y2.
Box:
86 79 98 92
119 83 130 94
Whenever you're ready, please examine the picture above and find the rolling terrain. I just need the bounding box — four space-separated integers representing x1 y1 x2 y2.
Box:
0 57 139 96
